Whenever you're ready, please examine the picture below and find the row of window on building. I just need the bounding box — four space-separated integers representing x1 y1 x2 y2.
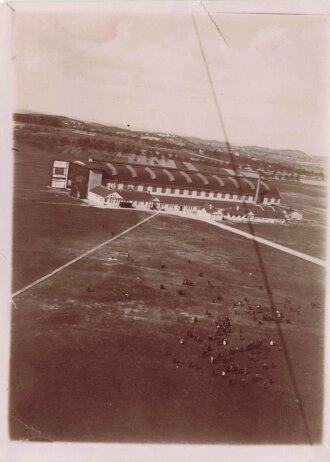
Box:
104 198 202 211
105 181 280 203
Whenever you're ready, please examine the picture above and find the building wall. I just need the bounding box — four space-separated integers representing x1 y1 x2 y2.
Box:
106 197 122 205
51 160 69 188
223 215 251 222
88 171 103 191
263 197 280 205
69 163 90 199
106 180 260 203
252 217 285 224
222 214 285 223
103 196 153 210
211 213 223 221
287 212 302 221
51 178 67 188
88 191 106 205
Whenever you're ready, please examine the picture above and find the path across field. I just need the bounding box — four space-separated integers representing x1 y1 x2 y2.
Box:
161 210 327 268
12 205 325 298
12 211 160 298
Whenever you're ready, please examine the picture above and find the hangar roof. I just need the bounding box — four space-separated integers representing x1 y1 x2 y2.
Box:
80 161 280 198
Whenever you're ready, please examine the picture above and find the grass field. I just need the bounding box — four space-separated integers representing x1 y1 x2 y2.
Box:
10 212 324 443
12 202 150 293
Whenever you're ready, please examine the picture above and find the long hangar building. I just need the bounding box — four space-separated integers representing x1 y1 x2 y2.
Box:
51 160 281 211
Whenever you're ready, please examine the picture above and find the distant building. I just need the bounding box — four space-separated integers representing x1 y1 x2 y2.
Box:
219 204 287 224
284 210 303 221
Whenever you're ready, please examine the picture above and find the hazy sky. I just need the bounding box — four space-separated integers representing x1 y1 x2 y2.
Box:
14 2 329 156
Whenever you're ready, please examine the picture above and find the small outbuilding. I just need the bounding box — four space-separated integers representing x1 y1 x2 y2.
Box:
118 190 153 209
88 185 121 206
284 209 303 221
221 204 287 224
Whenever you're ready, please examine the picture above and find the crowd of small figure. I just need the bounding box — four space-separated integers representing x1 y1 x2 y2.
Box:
163 291 316 389
233 296 299 326
165 309 281 389
160 254 321 389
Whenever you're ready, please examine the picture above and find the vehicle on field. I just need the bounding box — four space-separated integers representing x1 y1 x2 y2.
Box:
183 279 196 286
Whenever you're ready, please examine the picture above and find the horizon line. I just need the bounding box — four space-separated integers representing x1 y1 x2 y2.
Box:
13 108 322 158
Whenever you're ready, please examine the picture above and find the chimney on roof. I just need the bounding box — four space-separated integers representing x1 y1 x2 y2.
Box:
236 205 239 211
254 172 261 204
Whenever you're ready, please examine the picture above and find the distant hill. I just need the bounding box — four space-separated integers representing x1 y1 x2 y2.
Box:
14 112 324 172
186 136 312 164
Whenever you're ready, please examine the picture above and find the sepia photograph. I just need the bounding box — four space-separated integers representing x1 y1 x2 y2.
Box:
1 0 329 460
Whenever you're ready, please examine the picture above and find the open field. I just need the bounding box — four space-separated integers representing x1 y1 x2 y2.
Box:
234 181 327 259
10 211 324 443
12 202 149 293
